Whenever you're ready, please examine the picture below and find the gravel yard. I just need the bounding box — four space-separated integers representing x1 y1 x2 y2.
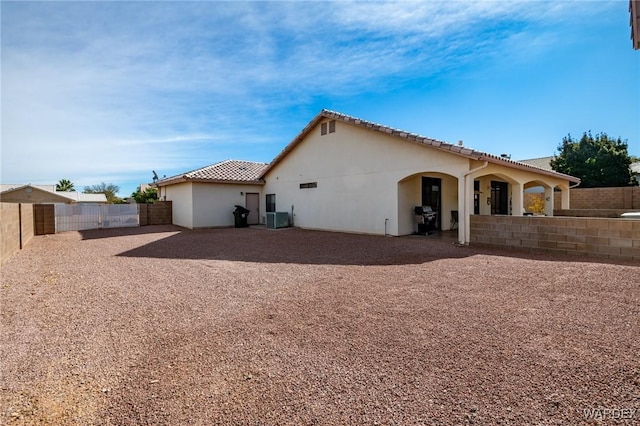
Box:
1 225 639 425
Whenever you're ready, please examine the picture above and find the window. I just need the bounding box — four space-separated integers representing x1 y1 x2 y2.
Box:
266 194 276 213
321 123 327 135
299 182 317 189
328 120 336 133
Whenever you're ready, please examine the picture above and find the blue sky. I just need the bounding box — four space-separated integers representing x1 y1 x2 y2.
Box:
2 1 639 197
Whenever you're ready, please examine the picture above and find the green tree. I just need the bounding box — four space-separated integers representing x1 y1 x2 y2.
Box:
56 179 75 192
550 132 637 188
131 186 159 204
83 182 121 204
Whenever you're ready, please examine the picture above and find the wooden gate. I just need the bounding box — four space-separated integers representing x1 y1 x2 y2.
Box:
34 204 55 235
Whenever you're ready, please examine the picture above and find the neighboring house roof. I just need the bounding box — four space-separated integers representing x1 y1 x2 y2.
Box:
63 192 108 203
261 109 580 183
1 184 76 204
154 160 269 186
1 184 57 193
0 184 107 203
631 0 640 50
519 158 640 180
518 156 553 171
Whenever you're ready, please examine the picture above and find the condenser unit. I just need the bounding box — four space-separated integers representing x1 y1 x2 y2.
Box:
266 212 289 229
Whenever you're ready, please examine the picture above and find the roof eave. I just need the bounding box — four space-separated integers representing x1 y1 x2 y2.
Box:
153 177 265 187
152 176 189 187
188 178 266 185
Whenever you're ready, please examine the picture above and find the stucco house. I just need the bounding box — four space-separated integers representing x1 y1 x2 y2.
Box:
155 110 579 244
155 160 268 229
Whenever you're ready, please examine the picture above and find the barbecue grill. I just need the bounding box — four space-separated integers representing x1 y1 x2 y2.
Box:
414 206 437 235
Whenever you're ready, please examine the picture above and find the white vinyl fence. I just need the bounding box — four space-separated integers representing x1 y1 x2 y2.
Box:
55 204 139 232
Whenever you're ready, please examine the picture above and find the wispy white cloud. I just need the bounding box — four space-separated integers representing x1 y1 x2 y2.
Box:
1 1 617 193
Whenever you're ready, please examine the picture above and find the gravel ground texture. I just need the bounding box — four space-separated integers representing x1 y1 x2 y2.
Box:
1 225 639 425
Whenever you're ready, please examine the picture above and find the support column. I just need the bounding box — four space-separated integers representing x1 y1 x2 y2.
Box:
545 186 554 216
511 182 524 216
458 176 467 244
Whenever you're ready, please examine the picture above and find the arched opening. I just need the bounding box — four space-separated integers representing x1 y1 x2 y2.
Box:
472 172 519 216
523 180 553 216
397 171 459 236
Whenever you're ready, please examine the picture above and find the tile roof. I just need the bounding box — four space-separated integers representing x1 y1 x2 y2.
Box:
261 109 580 183
155 160 268 186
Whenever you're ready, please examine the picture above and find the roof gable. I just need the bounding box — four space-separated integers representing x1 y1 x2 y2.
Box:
0 184 108 203
155 160 268 186
0 185 76 203
260 109 580 183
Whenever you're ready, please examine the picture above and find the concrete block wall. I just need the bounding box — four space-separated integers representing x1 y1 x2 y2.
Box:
554 187 640 210
470 215 640 261
139 201 172 226
1 203 35 265
554 209 631 218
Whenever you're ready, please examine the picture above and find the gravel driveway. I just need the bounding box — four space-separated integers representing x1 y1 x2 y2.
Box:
1 225 639 425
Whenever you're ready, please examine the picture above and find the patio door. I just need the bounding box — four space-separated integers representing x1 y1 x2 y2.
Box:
422 177 441 230
491 181 509 215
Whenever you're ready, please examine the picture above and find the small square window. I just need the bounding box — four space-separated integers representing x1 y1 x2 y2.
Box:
321 123 327 135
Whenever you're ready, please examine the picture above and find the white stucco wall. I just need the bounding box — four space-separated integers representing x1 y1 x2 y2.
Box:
163 182 193 228
262 119 470 236
160 181 263 229
192 183 264 228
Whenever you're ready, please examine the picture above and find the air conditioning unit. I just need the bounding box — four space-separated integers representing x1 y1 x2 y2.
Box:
266 212 289 229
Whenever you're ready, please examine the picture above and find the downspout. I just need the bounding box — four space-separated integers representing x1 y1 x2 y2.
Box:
462 161 489 245
562 181 580 212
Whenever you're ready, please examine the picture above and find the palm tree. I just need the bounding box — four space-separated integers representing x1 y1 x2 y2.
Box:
56 179 75 192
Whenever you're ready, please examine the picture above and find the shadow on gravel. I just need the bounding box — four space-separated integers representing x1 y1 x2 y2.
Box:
108 227 636 267
113 227 476 266
79 225 182 240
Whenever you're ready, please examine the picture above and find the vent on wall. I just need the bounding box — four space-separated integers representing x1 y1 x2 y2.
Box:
320 120 336 136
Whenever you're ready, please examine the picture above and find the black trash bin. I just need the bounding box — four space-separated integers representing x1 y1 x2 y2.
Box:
233 205 251 228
